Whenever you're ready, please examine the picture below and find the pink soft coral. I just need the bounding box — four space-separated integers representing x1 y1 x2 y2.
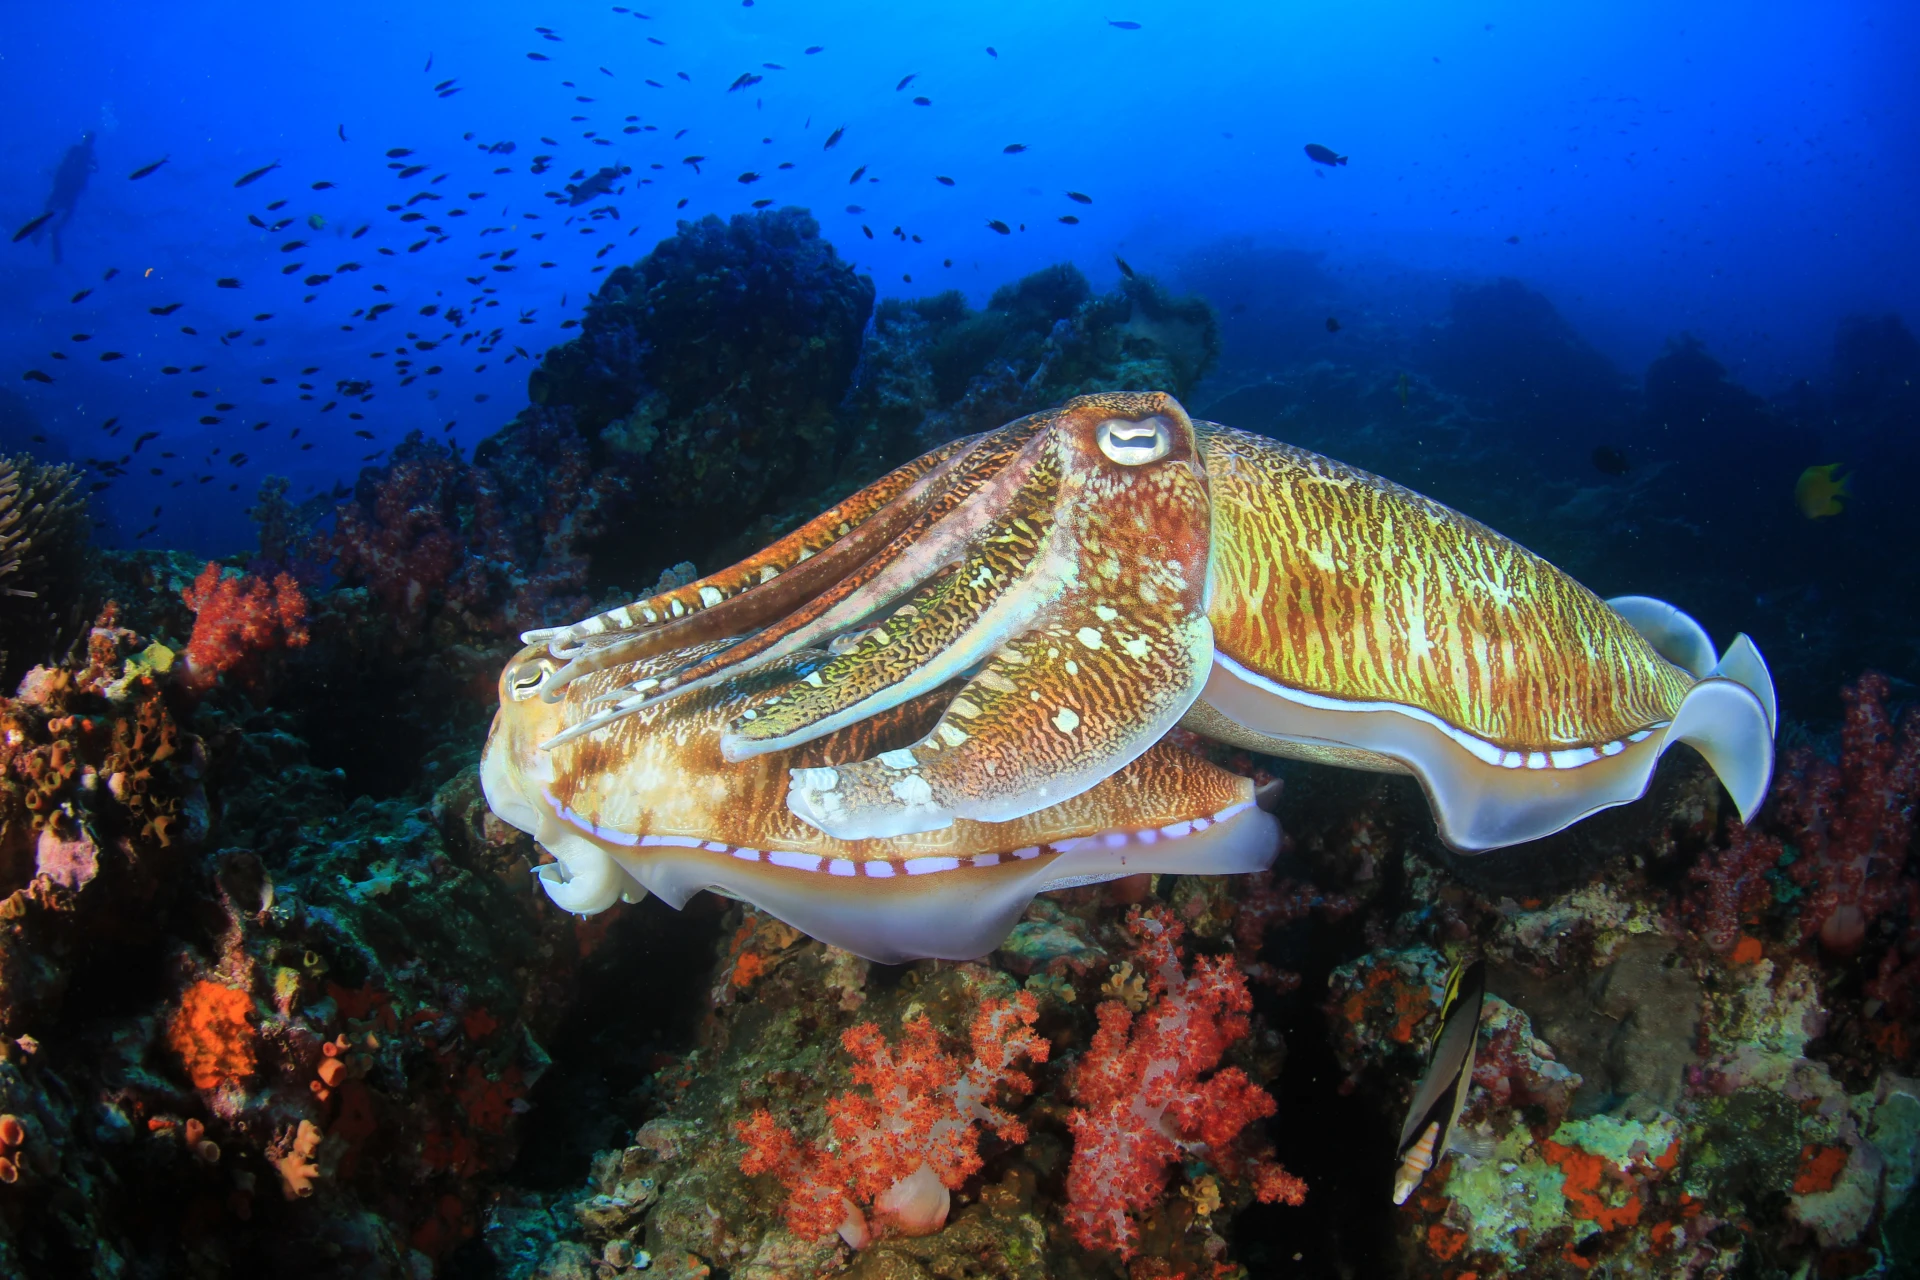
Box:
1064 908 1305 1258
180 562 309 690
737 993 1048 1246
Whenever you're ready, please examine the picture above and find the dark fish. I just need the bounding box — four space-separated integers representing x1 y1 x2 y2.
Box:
683 155 704 173
150 303 183 315
134 431 159 451
99 351 125 362
425 52 433 72
339 124 348 141
1058 215 1079 224
528 51 551 60
824 126 845 150
805 45 823 54
388 148 413 158
354 429 375 439
435 79 455 91
1392 958 1485 1205
282 240 307 252
71 288 92 302
217 277 241 288
312 180 336 190
1114 255 1135 278
737 171 760 184
1108 19 1142 29
987 219 1011 235
103 267 118 280
399 164 428 178
1505 234 1520 244
1325 316 1341 332
11 212 53 243
1003 143 1027 154
1591 445 1631 476
936 175 954 186
128 156 170 180
1304 143 1347 166
763 62 784 70
1067 190 1092 204
896 73 916 90
729 72 762 92
22 371 52 384
248 214 267 228
266 199 287 210
912 96 930 106
846 204 864 213
987 46 997 57
234 161 281 187
849 165 866 183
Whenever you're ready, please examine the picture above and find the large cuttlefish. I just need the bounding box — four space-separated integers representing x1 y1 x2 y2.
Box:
483 392 1776 961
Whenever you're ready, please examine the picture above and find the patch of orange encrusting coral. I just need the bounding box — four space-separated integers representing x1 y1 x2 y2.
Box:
168 980 257 1090
1340 961 1433 1045
1793 1143 1849 1195
1541 1139 1642 1232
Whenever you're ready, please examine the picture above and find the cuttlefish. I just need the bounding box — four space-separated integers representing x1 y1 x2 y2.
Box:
485 391 1776 958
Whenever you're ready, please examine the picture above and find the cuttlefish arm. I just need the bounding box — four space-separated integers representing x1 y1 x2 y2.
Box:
755 392 1216 840
481 638 1277 963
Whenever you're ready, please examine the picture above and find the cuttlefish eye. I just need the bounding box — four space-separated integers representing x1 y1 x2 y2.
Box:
508 656 557 701
1095 414 1174 466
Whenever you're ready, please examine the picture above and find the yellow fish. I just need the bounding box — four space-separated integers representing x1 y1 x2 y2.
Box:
1794 464 1849 519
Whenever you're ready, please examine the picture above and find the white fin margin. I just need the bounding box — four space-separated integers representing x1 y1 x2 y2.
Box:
1667 676 1775 823
1605 595 1718 679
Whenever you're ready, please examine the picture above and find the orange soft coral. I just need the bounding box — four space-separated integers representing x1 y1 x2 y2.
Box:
179 562 310 690
737 993 1049 1247
168 980 257 1090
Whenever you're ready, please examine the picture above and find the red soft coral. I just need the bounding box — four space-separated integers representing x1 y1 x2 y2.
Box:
1064 909 1305 1258
1781 671 1920 955
737 993 1048 1246
180 562 310 690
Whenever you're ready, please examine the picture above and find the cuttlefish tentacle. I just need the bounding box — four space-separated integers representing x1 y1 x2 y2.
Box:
541 407 1060 748
776 391 1217 840
530 432 983 695
717 442 1066 758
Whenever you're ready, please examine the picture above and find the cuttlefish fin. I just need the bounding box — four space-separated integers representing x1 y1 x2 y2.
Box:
1604 595 1718 678
1392 957 1485 1205
786 594 1215 840
719 466 1064 760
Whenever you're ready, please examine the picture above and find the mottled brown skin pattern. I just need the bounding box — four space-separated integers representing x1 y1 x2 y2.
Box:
1199 423 1691 749
509 644 1249 863
787 392 1216 831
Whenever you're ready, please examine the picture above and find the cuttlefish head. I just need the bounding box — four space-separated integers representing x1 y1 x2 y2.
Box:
481 635 1279 963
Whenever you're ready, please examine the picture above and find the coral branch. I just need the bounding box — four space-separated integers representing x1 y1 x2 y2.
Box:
180 562 309 689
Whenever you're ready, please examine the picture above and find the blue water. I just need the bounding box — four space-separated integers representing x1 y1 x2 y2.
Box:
2 0 1915 555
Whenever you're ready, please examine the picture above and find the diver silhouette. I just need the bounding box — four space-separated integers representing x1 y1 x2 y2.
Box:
32 131 97 265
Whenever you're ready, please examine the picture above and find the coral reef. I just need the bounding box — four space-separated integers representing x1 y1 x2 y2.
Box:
179 562 310 692
0 452 88 688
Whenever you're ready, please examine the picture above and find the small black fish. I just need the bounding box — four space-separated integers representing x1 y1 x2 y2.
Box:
1003 143 1027 154
22 370 52 384
1067 190 1092 204
103 267 118 280
912 96 930 106
217 278 241 288
1304 143 1347 166
248 213 267 228
11 212 53 243
987 219 1011 235
266 199 287 210
282 240 307 252
805 45 823 54
99 351 124 362
528 51 550 60
1325 316 1341 333
399 164 428 179
824 126 845 150
987 46 997 57
1591 445 1631 476
435 79 455 92
312 180 336 190
354 429 375 439
1114 255 1135 279
234 161 281 187
339 124 348 141
134 431 159 451
1059 215 1079 224
729 72 762 92
150 302 183 316
896 73 916 90
1505 234 1520 244
849 165 867 183
1108 19 1142 29
737 171 760 184
846 204 864 213
71 288 92 302
128 156 169 180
